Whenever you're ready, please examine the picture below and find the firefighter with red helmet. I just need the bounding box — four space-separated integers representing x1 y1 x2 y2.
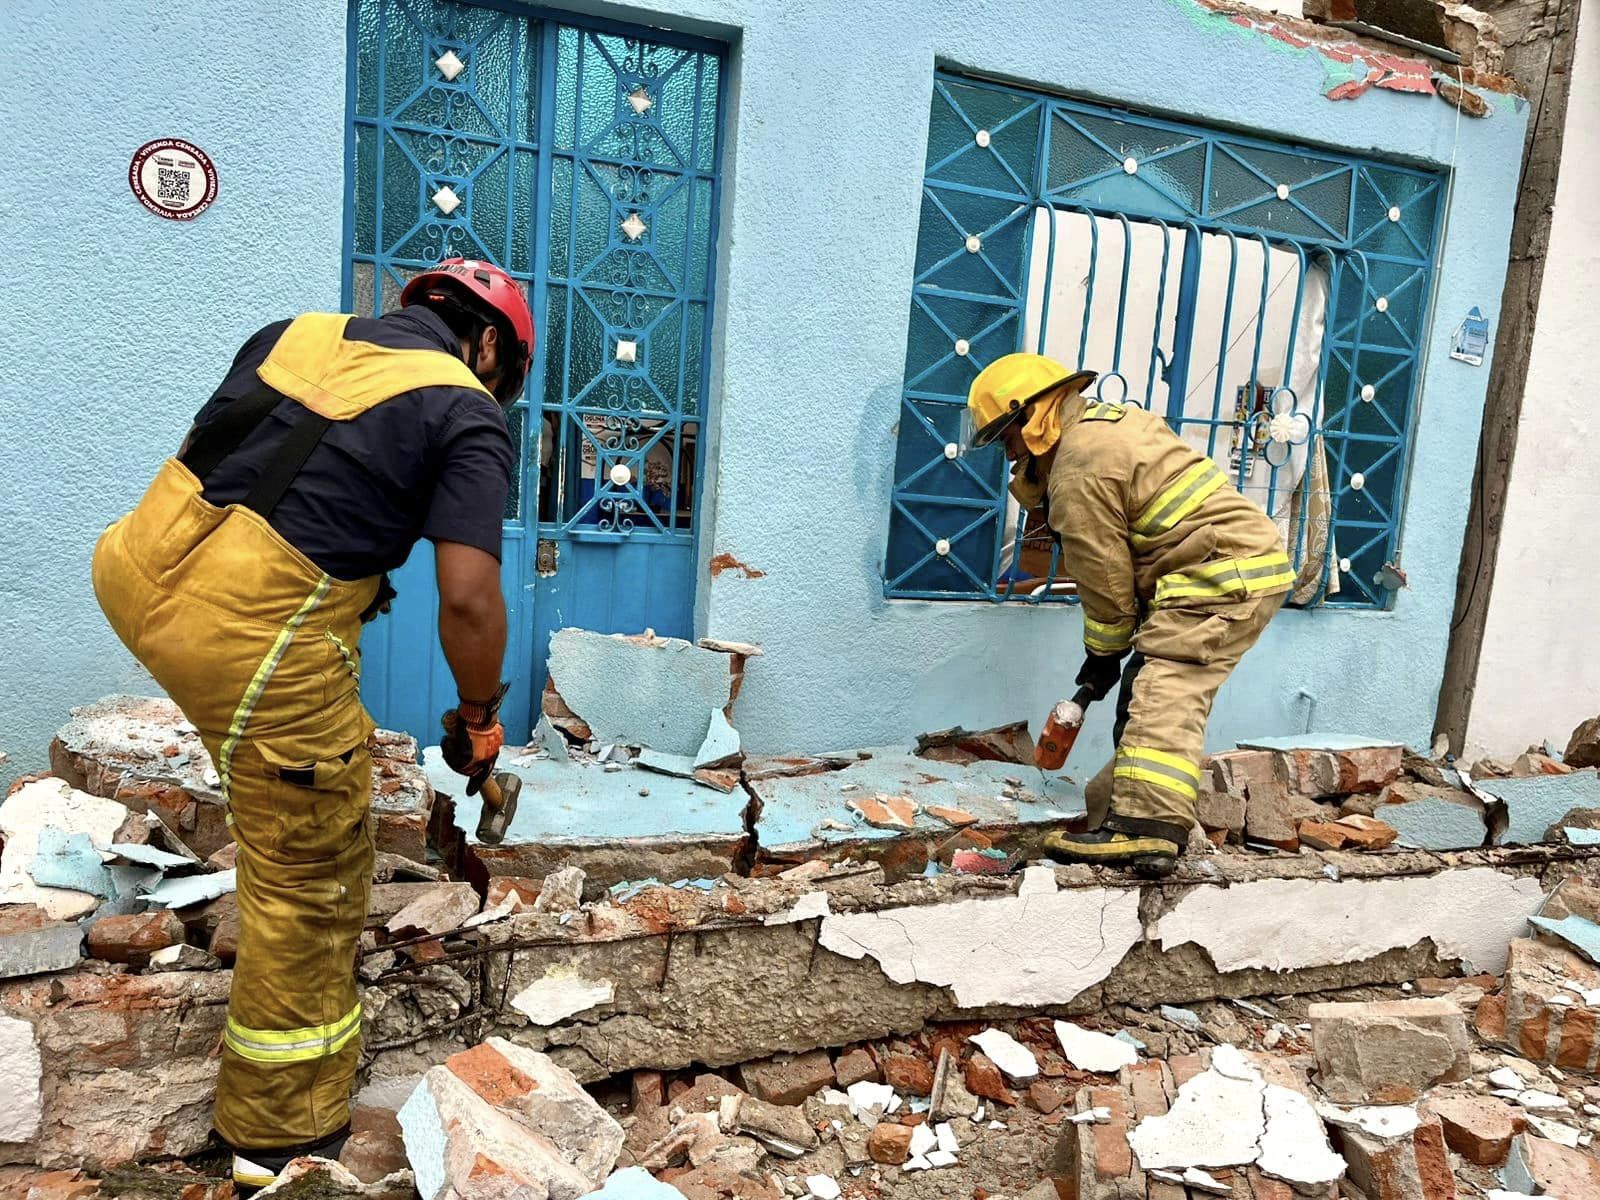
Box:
92 260 534 1192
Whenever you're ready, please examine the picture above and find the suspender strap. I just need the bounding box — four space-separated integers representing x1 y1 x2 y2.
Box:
179 384 334 519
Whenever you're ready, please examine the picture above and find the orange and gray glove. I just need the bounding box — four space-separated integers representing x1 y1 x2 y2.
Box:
440 684 508 796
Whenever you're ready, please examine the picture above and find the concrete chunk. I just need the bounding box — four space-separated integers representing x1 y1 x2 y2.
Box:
443 1038 623 1187
386 883 479 938
0 904 82 980
1309 999 1471 1103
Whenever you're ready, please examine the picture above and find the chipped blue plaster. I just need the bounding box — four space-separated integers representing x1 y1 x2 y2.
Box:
1529 914 1600 964
695 708 742 769
547 631 730 758
29 828 113 898
1385 797 1486 851
590 1168 684 1199
4 0 1527 791
1567 828 1600 846
1479 771 1600 845
423 747 745 848
751 749 1084 854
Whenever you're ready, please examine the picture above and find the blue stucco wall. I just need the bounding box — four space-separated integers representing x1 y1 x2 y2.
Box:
0 1 348 783
0 0 1524 783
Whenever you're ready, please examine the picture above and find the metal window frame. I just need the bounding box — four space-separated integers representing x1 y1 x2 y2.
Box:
884 70 1447 610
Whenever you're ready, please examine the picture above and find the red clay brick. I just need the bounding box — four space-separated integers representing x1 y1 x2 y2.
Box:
1475 993 1508 1043
964 1053 1017 1105
85 911 183 967
882 1053 934 1096
1125 1061 1170 1119
1519 1007 1553 1061
1557 1006 1598 1069
867 1122 912 1165
1088 1086 1131 1180
1429 1095 1520 1166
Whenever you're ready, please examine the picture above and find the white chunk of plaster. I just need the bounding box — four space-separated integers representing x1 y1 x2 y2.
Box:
1128 1052 1265 1169
1069 1107 1113 1124
1513 1090 1568 1109
846 1081 895 1116
0 1015 42 1142
1054 1020 1139 1073
1258 1085 1345 1185
0 779 131 919
1211 1044 1258 1082
510 974 615 1026
764 891 831 926
398 1077 447 1200
1316 1103 1420 1140
1156 867 1543 975
1525 1114 1582 1147
1018 865 1057 896
969 1029 1039 1081
935 1123 960 1154
926 1150 958 1168
806 1175 842 1200
1488 1067 1526 1090
819 885 1142 1008
1183 1168 1232 1195
909 1123 937 1158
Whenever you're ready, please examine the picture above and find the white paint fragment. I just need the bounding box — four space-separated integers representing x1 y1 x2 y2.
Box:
902 1155 933 1172
1316 1104 1421 1140
969 1029 1039 1081
1069 1107 1113 1124
819 886 1142 1008
1157 867 1544 975
926 1150 958 1168
1525 1114 1582 1147
464 898 520 928
1258 1085 1345 1186
1183 1168 1232 1195
0 779 130 919
510 974 615 1025
934 1123 960 1154
909 1124 937 1158
143 869 236 908
1055 1020 1139 1073
845 1081 895 1117
1511 1090 1569 1110
1018 865 1058 896
764 891 831 926
806 1175 841 1199
0 1015 42 1142
1489 1067 1526 1090
1128 1049 1266 1169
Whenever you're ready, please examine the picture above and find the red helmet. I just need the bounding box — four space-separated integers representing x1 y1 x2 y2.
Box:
402 258 534 403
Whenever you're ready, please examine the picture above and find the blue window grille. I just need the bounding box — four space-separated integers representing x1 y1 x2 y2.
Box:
885 72 1446 609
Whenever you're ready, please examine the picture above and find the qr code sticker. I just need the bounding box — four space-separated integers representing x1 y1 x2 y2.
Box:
156 167 190 204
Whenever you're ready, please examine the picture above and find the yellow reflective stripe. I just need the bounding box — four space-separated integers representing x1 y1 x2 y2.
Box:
1115 746 1200 800
233 1170 278 1188
1081 402 1125 422
1153 552 1294 606
217 576 332 798
1134 460 1226 536
1083 614 1136 654
326 630 360 684
224 1003 362 1064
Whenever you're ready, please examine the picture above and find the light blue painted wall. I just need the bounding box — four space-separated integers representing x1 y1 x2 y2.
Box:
0 0 1525 785
1 0 348 784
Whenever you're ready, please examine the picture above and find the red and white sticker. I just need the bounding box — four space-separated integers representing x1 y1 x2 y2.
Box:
128 138 218 221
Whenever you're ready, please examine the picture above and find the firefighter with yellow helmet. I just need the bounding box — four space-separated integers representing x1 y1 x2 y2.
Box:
963 353 1292 875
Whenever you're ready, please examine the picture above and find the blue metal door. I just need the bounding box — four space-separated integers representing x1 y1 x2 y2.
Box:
343 0 726 743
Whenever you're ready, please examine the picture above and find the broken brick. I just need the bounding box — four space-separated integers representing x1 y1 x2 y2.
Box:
338 1126 410 1185
1475 992 1508 1043
385 882 479 938
881 1053 934 1096
1334 1114 1455 1200
1427 1094 1521 1166
1196 788 1245 840
867 1121 913 1165
963 1053 1017 1105
630 1069 665 1112
1334 814 1399 850
1298 820 1351 851
1244 783 1320 850
84 910 183 968
1028 1080 1068 1115
926 805 978 829
1507 1133 1600 1200
486 876 543 910
738 1050 834 1107
834 1047 878 1088
915 721 1033 765
847 793 917 831
0 904 82 980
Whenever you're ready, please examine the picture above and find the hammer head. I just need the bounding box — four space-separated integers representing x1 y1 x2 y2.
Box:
474 771 522 845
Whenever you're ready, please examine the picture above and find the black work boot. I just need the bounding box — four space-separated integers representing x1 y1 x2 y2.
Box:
1042 814 1187 877
231 1126 350 1196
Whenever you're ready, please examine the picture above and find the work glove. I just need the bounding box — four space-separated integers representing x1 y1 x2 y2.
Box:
1075 651 1126 703
440 685 508 796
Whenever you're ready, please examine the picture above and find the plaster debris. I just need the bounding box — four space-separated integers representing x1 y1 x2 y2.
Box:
693 708 742 771
763 891 831 926
1525 1113 1582 1148
1531 913 1600 963
28 828 113 898
1054 1020 1140 1073
1127 1045 1266 1169
1319 1104 1423 1140
1160 1005 1204 1032
0 1012 43 1142
146 942 222 971
589 1167 682 1197
386 882 479 937
533 866 587 914
510 973 616 1025
968 1029 1039 1081
805 1175 842 1199
1258 1083 1346 1185
0 779 128 919
819 884 1142 1008
0 904 82 979
1310 998 1472 1103
848 793 917 831
143 868 236 909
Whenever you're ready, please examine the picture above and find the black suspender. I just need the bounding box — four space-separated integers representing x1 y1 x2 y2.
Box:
179 385 334 520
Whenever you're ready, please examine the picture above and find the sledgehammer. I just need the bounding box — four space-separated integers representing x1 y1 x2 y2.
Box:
474 771 522 845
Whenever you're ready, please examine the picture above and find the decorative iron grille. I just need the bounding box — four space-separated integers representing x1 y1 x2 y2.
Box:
885 72 1445 609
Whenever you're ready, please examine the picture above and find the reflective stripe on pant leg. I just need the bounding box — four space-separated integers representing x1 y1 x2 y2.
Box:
1114 746 1200 800
225 1004 363 1063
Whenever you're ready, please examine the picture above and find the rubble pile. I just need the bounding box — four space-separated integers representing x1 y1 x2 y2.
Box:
3 639 1600 1198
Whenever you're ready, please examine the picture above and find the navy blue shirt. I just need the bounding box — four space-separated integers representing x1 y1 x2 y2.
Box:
190 307 513 581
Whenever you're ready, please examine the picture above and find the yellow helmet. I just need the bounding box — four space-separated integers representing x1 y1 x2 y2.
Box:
962 354 1097 450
